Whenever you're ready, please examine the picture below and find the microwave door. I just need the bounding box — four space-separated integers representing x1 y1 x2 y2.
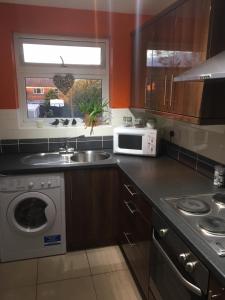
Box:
118 134 142 150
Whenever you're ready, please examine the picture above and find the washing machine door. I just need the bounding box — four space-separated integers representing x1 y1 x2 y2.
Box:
7 192 56 235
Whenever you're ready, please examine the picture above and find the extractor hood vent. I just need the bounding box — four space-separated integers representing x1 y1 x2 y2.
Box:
174 51 225 82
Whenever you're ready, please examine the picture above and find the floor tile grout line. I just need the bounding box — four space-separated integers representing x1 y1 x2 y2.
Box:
85 249 94 276
90 267 129 278
37 273 93 286
86 246 128 277
35 284 38 300
90 273 99 300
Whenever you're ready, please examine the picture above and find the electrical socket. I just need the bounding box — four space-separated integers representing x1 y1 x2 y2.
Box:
169 130 175 138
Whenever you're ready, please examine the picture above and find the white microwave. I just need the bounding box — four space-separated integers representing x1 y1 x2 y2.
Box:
113 126 158 156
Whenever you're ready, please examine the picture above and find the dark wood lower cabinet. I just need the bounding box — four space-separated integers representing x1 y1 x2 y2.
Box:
65 167 119 251
65 167 225 300
119 171 153 300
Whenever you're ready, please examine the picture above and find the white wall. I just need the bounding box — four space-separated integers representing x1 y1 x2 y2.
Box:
0 108 134 139
155 115 225 164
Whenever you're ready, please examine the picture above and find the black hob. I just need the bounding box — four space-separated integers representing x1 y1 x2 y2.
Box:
164 193 225 256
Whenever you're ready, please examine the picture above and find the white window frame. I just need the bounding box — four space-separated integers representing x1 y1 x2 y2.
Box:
14 33 109 125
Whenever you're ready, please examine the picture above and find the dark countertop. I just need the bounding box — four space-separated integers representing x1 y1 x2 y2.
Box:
0 151 225 283
0 151 117 175
117 154 225 284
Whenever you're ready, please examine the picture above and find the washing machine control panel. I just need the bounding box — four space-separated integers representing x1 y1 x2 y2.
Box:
0 175 61 192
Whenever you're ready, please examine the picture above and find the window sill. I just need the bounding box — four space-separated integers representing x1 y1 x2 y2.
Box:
18 121 113 138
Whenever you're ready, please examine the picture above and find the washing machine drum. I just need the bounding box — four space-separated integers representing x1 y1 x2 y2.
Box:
7 192 56 235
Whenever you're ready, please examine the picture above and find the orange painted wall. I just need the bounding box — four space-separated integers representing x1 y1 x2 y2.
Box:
0 3 150 109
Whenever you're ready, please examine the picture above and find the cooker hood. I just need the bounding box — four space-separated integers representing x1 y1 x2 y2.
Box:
174 51 225 82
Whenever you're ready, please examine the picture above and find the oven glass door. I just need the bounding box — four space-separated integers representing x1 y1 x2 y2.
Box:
150 234 206 300
118 134 143 150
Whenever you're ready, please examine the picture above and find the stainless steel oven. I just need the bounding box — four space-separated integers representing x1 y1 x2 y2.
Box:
149 209 209 300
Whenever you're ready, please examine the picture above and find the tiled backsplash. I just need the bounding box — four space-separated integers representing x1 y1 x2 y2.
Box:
154 115 225 165
0 136 113 154
1 134 223 181
164 140 224 179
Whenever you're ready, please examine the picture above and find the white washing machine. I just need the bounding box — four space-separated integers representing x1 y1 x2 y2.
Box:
0 173 66 262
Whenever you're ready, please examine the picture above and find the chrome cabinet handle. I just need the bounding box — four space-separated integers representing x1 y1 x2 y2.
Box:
152 230 202 297
163 75 167 106
124 184 137 196
0 174 7 177
144 77 148 108
208 289 225 299
124 201 137 214
169 74 174 107
124 232 136 247
159 228 168 238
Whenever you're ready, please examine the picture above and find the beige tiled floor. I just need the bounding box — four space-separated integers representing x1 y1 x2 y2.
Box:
87 245 128 274
0 246 142 300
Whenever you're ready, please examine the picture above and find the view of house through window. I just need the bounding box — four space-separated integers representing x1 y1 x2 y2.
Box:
25 78 102 119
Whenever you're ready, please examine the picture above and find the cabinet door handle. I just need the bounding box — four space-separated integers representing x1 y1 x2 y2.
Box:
124 201 137 214
124 184 137 196
152 230 202 297
169 74 174 107
163 75 167 105
208 289 225 299
144 77 148 108
124 232 136 247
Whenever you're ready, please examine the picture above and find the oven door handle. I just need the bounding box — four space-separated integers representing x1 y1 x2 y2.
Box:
152 230 202 297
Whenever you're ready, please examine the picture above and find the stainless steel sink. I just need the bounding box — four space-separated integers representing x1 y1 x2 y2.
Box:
21 152 73 165
22 151 111 165
70 151 111 163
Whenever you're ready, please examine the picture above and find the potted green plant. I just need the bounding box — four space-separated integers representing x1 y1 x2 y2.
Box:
78 97 108 134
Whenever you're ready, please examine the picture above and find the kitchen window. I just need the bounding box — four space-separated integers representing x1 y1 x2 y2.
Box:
14 34 109 123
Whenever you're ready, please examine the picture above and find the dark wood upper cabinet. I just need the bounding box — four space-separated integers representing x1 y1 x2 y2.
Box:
131 28 147 108
131 0 225 125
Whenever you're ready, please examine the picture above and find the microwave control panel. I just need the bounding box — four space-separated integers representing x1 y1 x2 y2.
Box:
146 133 157 155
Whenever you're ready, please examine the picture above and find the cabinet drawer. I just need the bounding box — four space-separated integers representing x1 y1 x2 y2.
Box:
120 183 151 299
122 180 152 223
